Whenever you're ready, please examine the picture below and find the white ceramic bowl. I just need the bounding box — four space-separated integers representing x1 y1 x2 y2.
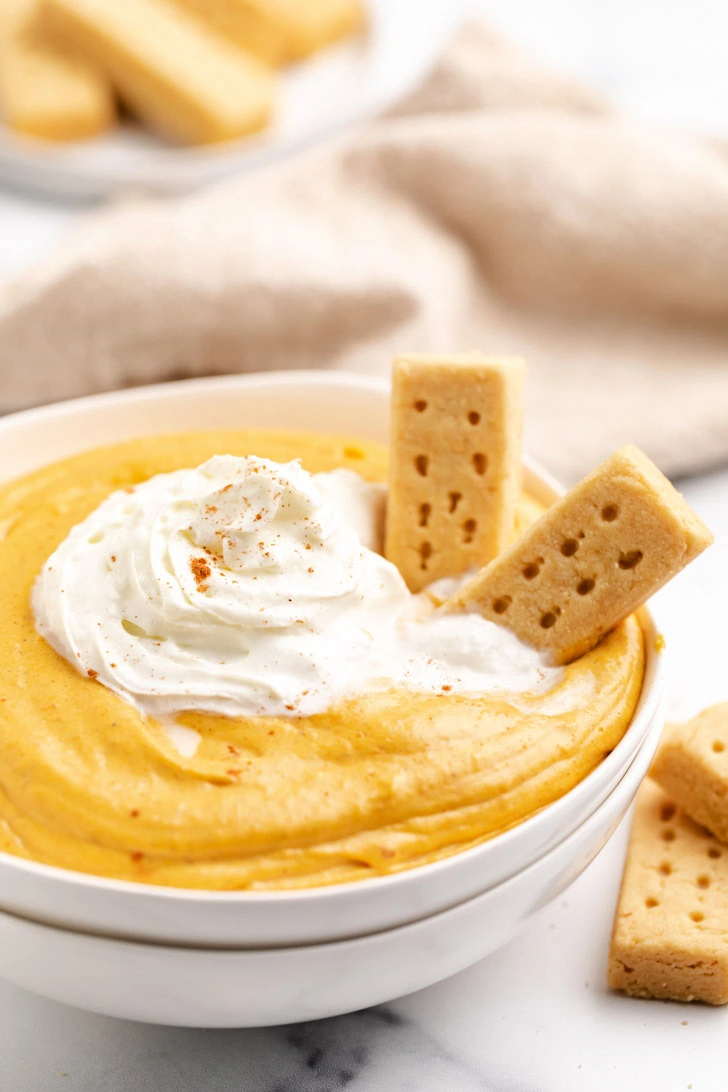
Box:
0 697 664 1027
0 373 664 947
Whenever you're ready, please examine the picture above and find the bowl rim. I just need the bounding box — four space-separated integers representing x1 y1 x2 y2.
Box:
0 371 665 905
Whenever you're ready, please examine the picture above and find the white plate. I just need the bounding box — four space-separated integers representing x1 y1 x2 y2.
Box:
0 372 665 947
0 0 467 200
0 701 664 1027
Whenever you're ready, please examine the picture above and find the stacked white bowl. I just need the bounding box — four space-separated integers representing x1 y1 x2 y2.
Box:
0 374 665 1027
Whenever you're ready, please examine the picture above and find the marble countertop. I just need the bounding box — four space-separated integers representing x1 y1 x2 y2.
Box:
1 1 727 1088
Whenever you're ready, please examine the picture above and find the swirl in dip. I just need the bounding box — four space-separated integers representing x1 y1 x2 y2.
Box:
0 430 644 889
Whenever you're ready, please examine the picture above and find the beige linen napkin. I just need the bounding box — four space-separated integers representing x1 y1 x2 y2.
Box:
2 22 728 483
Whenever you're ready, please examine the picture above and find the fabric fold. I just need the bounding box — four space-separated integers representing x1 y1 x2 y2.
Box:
1 21 728 482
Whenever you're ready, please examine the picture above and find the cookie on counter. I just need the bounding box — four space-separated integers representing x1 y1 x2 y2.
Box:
608 778 728 1005
652 704 728 845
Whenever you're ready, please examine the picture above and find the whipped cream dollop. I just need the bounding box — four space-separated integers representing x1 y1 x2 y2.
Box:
34 455 561 730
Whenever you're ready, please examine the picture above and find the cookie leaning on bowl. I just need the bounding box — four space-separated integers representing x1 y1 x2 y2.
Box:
443 444 713 665
651 705 728 844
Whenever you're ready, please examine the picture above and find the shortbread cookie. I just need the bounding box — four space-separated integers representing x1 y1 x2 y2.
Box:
445 445 712 664
608 778 728 1004
44 0 275 145
384 353 526 593
652 705 728 844
171 0 366 66
0 0 113 140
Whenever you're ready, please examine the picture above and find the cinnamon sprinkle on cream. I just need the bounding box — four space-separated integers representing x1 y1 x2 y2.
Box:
190 557 212 588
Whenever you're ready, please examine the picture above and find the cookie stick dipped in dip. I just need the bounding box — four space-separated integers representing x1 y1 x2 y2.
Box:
385 353 526 593
444 445 713 665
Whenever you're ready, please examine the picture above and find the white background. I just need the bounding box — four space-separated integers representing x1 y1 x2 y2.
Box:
1 1 728 1088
